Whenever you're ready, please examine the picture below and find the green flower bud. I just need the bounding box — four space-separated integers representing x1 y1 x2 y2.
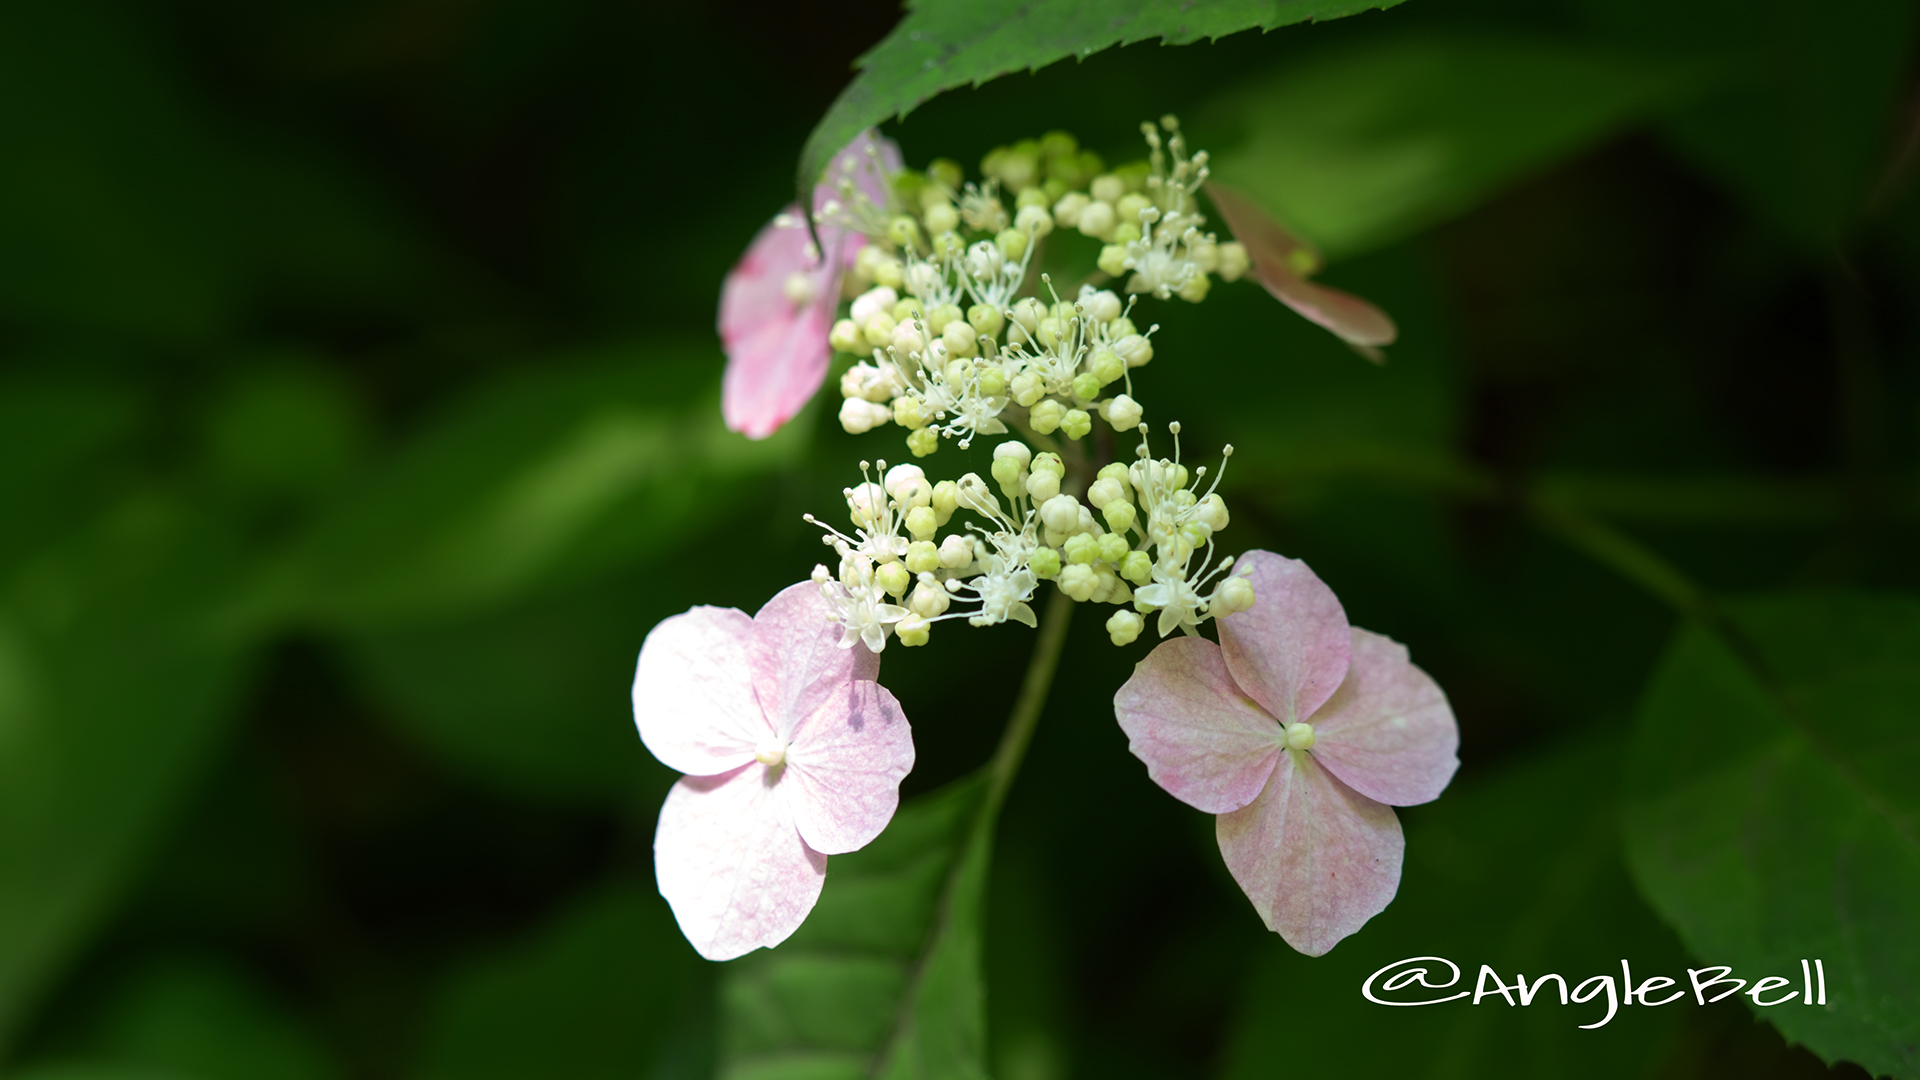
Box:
1029 399 1066 434
1178 272 1211 303
1097 243 1130 277
1016 186 1051 210
892 297 923 323
1090 175 1125 203
976 365 1008 398
1052 192 1089 228
928 158 964 190
1037 317 1064 348
1108 316 1138 338
1010 373 1045 408
968 304 1005 338
1111 222 1142 245
905 506 939 541
888 215 923 250
932 231 965 259
924 202 960 235
1071 372 1102 401
907 427 939 457
1059 564 1098 601
1030 453 1065 479
893 395 927 429
1102 499 1137 534
1106 609 1144 646
942 320 979 358
996 227 1029 262
1114 193 1152 225
829 319 863 354
926 303 963 335
877 562 912 598
1060 409 1093 440
1063 533 1099 565
990 455 1025 490
897 614 931 647
863 312 897 348
931 480 959 523
906 539 941 573
1040 130 1078 158
1215 573 1255 615
1097 532 1131 564
1120 550 1154 585
1090 348 1125 385
1030 546 1062 579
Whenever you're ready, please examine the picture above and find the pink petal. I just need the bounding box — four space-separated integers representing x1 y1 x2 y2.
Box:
1114 636 1284 814
1217 551 1353 728
816 130 903 218
633 606 766 776
784 680 914 855
654 765 827 960
750 582 880 737
1308 628 1460 807
1205 182 1397 353
1216 750 1404 957
718 210 843 440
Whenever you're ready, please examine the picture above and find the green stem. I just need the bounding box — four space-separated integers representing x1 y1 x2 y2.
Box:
983 585 1075 817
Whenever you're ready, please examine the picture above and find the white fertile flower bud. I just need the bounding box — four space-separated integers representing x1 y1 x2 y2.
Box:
941 319 979 358
1113 334 1153 368
1010 297 1046 335
1214 574 1255 616
905 507 938 541
846 482 887 528
851 286 898 325
891 321 927 356
1086 476 1128 510
938 534 974 569
1058 564 1098 601
1076 200 1116 239
1010 373 1045 408
839 398 893 434
993 440 1032 473
1077 286 1122 324
955 473 1000 516
884 463 926 500
908 580 951 618
1090 175 1125 203
1040 494 1082 534
966 241 1004 279
1106 609 1144 646
1052 191 1089 228
1196 493 1230 532
1062 533 1098 565
1026 470 1060 503
1014 203 1053 238
863 312 897 348
1103 394 1143 431
896 614 931 647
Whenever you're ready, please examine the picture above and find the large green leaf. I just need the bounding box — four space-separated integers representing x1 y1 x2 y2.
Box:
1624 594 1920 1079
1219 735 1691 1079
798 0 1404 200
281 344 804 629
1198 35 1700 258
721 776 992 1080
411 884 704 1080
0 501 255 1054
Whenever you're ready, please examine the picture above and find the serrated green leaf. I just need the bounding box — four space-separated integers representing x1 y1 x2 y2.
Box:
412 884 704 1080
1624 594 1920 1079
798 0 1405 200
1220 735 1690 1079
721 776 992 1080
1199 35 1702 258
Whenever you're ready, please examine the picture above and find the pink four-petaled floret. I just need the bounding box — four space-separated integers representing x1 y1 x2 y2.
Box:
1114 550 1458 956
719 131 902 439
635 581 915 959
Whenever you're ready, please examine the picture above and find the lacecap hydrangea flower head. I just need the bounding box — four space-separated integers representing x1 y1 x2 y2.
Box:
635 118 1450 960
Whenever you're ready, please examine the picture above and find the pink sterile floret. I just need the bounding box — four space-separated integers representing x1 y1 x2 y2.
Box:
719 131 903 439
635 581 915 960
1114 550 1458 956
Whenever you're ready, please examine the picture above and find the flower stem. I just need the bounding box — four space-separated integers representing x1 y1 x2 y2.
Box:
983 585 1075 817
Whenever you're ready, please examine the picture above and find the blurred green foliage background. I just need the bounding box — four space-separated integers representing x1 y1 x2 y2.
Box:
0 0 1915 1078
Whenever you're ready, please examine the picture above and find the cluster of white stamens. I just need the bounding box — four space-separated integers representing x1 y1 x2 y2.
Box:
805 117 1258 649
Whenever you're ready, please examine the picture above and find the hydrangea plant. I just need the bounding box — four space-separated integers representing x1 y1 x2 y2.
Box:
636 118 1457 961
